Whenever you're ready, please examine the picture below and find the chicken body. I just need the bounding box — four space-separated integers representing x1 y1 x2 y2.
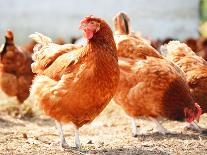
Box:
114 36 197 127
113 12 201 136
161 41 207 113
30 16 120 148
0 31 34 103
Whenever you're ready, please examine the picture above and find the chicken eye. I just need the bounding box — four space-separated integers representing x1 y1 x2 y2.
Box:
90 21 95 25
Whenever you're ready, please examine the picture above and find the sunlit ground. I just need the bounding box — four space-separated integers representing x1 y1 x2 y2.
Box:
0 91 207 155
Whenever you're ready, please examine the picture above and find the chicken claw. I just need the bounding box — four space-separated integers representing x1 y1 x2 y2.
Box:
61 139 69 149
185 121 202 132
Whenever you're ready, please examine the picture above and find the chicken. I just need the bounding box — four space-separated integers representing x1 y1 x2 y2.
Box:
162 38 176 45
30 16 120 149
113 12 151 45
112 12 202 136
0 30 34 103
150 39 162 51
161 41 207 131
184 38 198 53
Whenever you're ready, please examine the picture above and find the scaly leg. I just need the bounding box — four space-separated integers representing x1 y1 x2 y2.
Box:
149 117 171 135
131 117 138 137
74 126 81 149
55 121 69 148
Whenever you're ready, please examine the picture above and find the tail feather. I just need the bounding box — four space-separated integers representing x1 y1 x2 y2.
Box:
30 75 59 105
29 32 52 46
160 41 194 57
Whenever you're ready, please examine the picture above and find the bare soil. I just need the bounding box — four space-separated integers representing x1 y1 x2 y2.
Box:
0 96 207 155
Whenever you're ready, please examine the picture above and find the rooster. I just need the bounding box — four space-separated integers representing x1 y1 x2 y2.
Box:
161 41 207 132
112 12 202 136
30 16 120 149
0 30 34 103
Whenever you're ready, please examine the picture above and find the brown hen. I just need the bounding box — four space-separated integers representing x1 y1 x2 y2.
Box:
30 16 120 148
0 30 34 103
113 12 201 136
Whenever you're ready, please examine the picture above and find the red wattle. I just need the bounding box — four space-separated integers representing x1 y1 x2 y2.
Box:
84 29 93 40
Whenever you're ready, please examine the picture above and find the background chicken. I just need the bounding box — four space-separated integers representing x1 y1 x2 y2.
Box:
113 12 202 136
30 16 120 149
113 12 151 45
0 30 34 103
196 37 207 60
161 41 207 131
184 38 198 53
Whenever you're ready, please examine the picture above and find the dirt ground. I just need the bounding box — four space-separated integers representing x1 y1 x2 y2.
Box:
1 95 207 155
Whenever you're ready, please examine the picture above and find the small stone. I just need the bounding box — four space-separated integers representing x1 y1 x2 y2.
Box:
23 133 28 139
87 140 93 144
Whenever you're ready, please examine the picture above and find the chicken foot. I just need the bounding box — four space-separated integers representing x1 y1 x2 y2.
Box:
55 121 69 149
149 117 173 135
185 121 204 133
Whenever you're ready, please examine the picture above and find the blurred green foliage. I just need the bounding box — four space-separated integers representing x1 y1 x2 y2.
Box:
200 0 207 37
200 0 207 24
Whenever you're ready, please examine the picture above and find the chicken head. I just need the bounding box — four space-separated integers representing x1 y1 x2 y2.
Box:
184 103 202 123
79 16 101 40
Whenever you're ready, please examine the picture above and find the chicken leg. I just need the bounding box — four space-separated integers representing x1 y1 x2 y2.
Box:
74 126 81 149
149 117 172 135
55 121 69 149
131 118 138 137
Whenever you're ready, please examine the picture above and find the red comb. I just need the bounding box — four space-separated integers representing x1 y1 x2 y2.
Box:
80 15 94 24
